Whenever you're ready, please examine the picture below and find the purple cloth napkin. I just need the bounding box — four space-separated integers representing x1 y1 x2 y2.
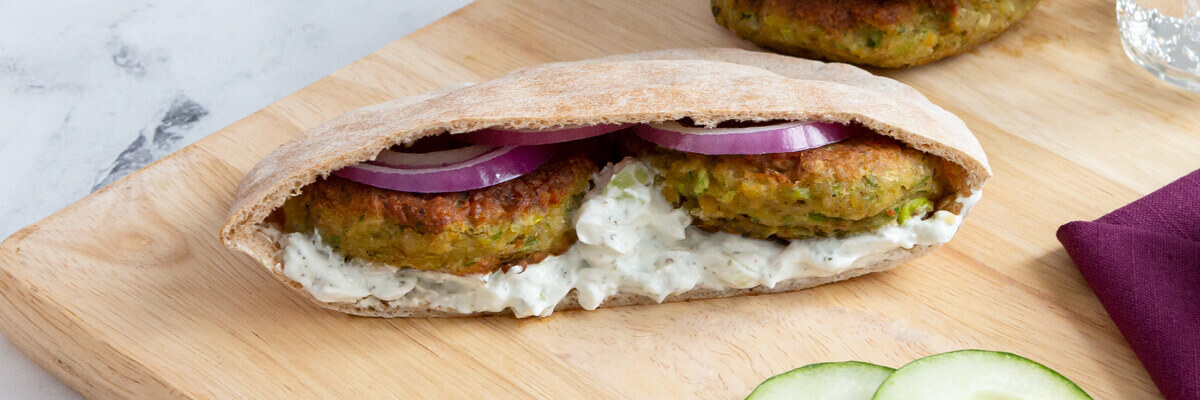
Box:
1057 170 1200 400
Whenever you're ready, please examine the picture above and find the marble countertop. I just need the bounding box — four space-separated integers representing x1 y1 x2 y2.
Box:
0 1 471 398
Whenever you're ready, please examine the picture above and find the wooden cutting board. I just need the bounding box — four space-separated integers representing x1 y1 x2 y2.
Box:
2 0 1196 398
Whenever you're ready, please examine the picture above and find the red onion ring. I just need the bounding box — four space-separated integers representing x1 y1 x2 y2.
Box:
335 145 556 193
634 120 859 155
455 123 632 146
369 144 498 169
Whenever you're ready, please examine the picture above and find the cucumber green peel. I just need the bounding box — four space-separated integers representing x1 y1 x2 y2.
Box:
746 350 1092 400
746 361 895 400
872 350 1093 400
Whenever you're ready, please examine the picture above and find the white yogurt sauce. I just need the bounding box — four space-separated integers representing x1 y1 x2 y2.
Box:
278 159 982 317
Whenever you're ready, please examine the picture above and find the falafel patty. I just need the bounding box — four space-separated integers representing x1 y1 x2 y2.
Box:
712 0 1040 68
628 133 951 239
277 152 599 276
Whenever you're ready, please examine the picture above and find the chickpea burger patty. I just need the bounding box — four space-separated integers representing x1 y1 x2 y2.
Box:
712 0 1040 67
277 151 599 276
627 132 955 240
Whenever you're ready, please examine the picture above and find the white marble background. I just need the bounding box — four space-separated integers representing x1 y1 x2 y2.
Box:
0 1 472 398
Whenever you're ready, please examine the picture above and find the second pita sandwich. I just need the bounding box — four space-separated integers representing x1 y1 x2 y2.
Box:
221 48 990 318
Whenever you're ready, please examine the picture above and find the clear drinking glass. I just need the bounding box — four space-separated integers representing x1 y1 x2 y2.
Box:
1117 0 1200 92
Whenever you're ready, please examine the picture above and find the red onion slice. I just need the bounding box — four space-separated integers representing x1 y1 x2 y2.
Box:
634 120 859 155
335 145 556 193
370 144 498 169
456 123 632 145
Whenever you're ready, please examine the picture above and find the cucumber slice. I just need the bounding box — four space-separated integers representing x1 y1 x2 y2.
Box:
872 350 1092 400
746 361 895 400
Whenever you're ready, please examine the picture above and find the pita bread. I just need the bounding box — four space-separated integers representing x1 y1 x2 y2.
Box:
221 48 990 317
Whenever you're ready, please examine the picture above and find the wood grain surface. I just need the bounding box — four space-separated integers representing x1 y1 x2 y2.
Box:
2 0 1197 398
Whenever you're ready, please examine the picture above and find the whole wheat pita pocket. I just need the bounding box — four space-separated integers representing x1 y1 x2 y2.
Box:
221 48 990 317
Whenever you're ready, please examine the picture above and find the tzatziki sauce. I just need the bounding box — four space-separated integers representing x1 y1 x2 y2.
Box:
277 159 981 317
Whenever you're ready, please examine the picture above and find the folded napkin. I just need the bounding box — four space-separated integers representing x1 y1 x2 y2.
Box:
1057 170 1200 400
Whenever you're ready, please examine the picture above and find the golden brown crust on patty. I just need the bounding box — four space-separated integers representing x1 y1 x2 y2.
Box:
277 151 599 275
712 0 1040 67
300 154 593 235
745 0 960 32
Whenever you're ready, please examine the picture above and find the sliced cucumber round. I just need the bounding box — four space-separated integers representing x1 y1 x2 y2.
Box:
746 361 895 400
872 350 1092 400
